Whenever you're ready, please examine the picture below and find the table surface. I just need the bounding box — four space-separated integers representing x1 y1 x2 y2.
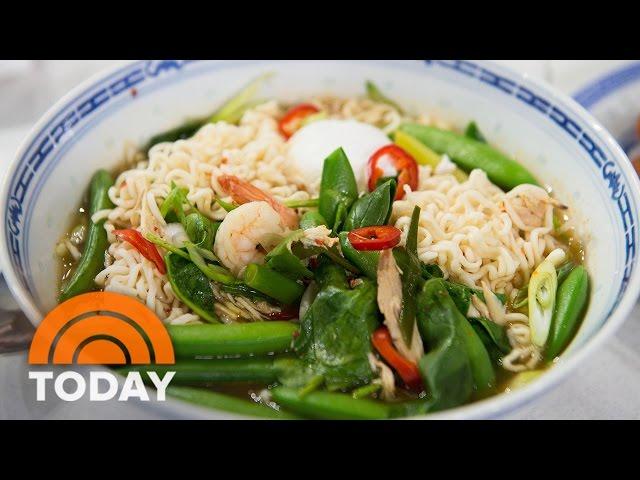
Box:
0 60 638 419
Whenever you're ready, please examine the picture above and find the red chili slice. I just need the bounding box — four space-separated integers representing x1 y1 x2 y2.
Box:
367 144 419 200
279 103 320 139
113 229 166 275
348 225 401 251
372 326 423 391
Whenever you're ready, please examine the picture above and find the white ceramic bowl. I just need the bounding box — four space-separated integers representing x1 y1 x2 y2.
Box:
2 60 640 419
573 61 640 158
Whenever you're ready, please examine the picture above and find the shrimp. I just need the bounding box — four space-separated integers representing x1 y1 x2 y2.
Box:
213 201 287 276
218 175 299 229
503 184 566 231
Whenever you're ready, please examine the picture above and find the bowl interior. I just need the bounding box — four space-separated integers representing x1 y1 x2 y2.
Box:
2 60 639 418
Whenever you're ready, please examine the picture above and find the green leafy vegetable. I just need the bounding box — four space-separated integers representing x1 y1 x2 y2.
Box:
184 212 218 250
319 147 359 232
469 317 511 362
165 253 219 323
265 230 314 280
343 179 394 231
292 259 380 391
299 211 327 230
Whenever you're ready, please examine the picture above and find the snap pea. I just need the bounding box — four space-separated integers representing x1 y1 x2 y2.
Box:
167 386 296 419
319 147 359 232
399 124 538 190
338 232 379 280
299 211 327 230
118 357 281 384
167 322 298 358
59 170 114 303
270 386 390 420
556 261 576 286
243 264 305 305
545 266 589 360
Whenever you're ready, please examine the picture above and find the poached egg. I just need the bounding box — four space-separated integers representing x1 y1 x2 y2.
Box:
287 119 390 188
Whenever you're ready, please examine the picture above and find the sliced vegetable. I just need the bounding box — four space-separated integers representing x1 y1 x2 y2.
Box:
399 124 538 190
243 263 304 305
546 265 589 360
59 170 114 302
529 248 566 347
113 229 166 274
167 321 298 358
365 80 403 113
279 103 320 139
343 179 394 231
144 232 190 260
270 386 390 420
371 326 422 390
367 144 418 200
348 225 401 251
209 73 273 124
167 386 294 419
394 130 468 183
318 147 359 232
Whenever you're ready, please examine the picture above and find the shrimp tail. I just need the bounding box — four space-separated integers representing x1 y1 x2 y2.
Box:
218 175 299 229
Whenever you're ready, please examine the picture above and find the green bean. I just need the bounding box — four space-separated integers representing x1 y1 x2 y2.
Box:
167 386 296 419
243 264 304 305
352 383 382 399
117 357 281 384
59 170 114 302
299 211 327 230
270 386 390 420
338 232 379 280
545 266 589 360
319 147 358 232
399 124 538 190
167 322 298 358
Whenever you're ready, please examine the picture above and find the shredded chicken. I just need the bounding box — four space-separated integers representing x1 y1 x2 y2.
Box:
301 225 339 249
376 249 424 363
368 353 396 401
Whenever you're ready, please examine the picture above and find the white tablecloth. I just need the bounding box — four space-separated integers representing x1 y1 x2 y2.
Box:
0 61 638 419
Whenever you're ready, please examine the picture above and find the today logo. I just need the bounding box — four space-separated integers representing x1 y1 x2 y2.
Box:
28 292 176 402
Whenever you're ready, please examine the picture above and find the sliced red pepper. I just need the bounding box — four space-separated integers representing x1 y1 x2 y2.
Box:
372 326 422 391
113 229 166 275
348 225 401 251
279 103 320 139
367 144 419 200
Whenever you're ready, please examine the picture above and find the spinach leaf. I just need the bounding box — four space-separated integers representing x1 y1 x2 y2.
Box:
469 317 511 363
160 182 190 224
343 179 394 231
184 212 218 250
319 148 358 232
392 206 423 346
299 211 327 230
421 263 444 279
292 259 380 391
417 278 495 411
165 253 218 323
265 230 314 280
436 280 506 316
